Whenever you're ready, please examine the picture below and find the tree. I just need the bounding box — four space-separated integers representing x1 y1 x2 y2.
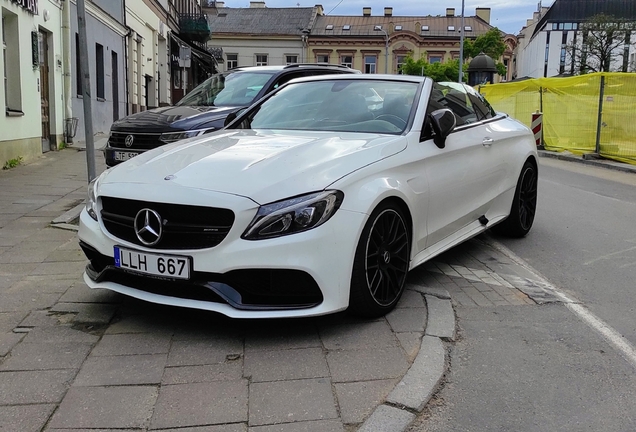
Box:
463 28 508 77
400 56 466 82
567 14 636 74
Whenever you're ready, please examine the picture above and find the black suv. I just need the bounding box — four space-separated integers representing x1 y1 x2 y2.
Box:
104 64 359 167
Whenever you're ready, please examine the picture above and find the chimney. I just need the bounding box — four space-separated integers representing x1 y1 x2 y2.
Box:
446 8 455 17
384 7 393 17
476 7 491 24
363 7 371 16
249 1 266 8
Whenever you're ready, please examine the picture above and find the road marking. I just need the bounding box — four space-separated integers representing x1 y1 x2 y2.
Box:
484 235 636 370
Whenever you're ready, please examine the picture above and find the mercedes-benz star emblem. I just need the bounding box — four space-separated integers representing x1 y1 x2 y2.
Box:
125 135 134 147
134 209 163 246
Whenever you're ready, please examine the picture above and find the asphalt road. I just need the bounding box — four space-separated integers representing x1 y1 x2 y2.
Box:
408 158 636 432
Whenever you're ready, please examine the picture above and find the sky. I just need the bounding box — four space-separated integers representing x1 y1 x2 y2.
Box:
217 0 554 35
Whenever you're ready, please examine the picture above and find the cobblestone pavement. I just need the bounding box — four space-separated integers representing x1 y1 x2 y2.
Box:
0 148 560 431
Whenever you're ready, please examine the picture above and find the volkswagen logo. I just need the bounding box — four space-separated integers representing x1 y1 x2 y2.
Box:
134 208 163 246
125 135 135 147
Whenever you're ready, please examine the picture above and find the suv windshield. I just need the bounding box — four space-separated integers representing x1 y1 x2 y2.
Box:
176 70 277 107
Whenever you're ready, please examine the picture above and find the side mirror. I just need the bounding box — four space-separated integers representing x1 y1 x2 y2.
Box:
224 108 246 127
429 108 456 149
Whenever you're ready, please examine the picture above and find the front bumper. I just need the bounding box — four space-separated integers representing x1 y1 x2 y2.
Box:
103 145 148 167
78 194 366 319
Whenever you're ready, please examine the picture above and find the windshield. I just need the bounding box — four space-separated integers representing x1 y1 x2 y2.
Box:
237 79 419 134
176 70 277 107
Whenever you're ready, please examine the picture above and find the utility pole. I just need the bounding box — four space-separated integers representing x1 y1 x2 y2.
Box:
374 25 389 74
458 0 465 82
77 0 96 182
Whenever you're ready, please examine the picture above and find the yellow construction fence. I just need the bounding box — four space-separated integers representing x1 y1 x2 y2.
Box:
478 72 636 165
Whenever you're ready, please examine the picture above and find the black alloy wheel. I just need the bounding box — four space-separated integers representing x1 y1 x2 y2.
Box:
349 204 411 317
492 160 538 238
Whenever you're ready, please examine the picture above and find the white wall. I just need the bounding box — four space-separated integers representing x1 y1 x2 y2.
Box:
212 38 305 72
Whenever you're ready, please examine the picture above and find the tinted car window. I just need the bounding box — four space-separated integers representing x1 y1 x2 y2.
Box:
464 84 496 120
428 82 478 126
176 70 277 107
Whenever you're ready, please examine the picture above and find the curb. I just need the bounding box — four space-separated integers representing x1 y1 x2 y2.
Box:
357 289 455 431
538 150 636 174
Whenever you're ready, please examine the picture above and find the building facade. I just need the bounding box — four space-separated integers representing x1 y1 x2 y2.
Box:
515 0 636 78
1 0 65 164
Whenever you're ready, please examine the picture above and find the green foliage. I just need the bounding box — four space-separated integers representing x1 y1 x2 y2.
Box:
463 28 506 60
3 156 23 170
58 142 68 150
495 62 507 77
400 56 467 82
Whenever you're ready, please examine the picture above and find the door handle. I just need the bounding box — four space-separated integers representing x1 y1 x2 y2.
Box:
482 137 494 147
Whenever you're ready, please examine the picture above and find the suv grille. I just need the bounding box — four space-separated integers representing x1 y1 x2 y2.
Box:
100 197 235 250
109 132 162 150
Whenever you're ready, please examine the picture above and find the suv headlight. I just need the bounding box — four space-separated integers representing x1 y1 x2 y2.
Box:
86 177 99 221
159 128 216 144
242 191 344 240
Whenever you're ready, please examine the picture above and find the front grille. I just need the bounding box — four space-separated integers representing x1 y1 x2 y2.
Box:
100 197 235 250
109 132 162 150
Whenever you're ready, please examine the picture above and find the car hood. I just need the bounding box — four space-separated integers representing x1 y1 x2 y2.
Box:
98 129 406 204
110 105 241 132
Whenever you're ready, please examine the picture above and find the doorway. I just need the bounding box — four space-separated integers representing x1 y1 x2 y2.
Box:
39 30 51 152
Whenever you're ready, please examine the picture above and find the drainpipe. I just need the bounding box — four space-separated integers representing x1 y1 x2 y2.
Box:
62 0 73 143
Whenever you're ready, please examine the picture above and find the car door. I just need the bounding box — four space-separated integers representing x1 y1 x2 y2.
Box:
422 82 506 248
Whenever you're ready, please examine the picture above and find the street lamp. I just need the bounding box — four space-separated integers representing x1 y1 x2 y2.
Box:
374 25 389 74
458 0 465 82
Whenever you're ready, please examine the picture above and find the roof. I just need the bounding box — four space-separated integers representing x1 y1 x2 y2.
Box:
311 15 492 38
532 0 636 38
205 7 316 36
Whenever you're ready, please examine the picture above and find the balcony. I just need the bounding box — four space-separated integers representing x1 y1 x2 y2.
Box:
179 13 211 43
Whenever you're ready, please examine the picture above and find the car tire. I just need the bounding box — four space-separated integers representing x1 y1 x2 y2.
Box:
348 203 411 318
492 160 538 238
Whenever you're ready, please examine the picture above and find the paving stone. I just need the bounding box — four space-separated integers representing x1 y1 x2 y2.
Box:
0 331 25 356
395 288 426 308
105 314 176 335
395 332 423 362
167 337 243 366
91 333 172 356
244 325 321 353
334 379 398 424
357 404 415 432
425 295 456 340
150 381 248 429
74 354 167 386
57 283 122 303
19 310 69 327
249 378 337 426
162 362 243 385
319 320 398 350
407 285 451 300
249 420 344 432
51 302 117 325
0 404 56 432
49 386 158 429
386 306 427 333
0 311 28 332
31 260 87 276
0 292 62 312
21 324 99 344
9 277 76 294
245 347 329 382
326 347 409 382
386 336 446 411
0 342 93 370
462 286 494 306
0 370 76 404
450 290 478 306
481 289 506 303
157 426 246 432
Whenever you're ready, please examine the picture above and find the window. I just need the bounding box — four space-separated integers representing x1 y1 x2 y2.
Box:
564 22 573 30
75 33 82 95
226 53 238 69
325 24 333 30
339 55 353 68
396 55 406 74
364 56 376 74
428 82 478 126
552 22 558 30
395 25 402 31
448 26 455 31
421 25 429 31
429 56 442 64
255 54 268 66
3 10 22 113
286 55 298 65
343 25 351 30
317 54 329 63
96 43 105 99
464 26 472 31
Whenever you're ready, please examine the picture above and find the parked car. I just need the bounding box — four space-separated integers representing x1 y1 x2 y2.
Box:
80 75 538 319
103 64 360 167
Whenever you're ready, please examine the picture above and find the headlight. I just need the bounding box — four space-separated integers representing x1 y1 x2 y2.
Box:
159 128 216 144
86 178 98 221
242 190 344 240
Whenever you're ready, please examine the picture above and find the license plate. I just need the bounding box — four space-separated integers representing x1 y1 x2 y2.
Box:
114 151 138 161
114 246 191 280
